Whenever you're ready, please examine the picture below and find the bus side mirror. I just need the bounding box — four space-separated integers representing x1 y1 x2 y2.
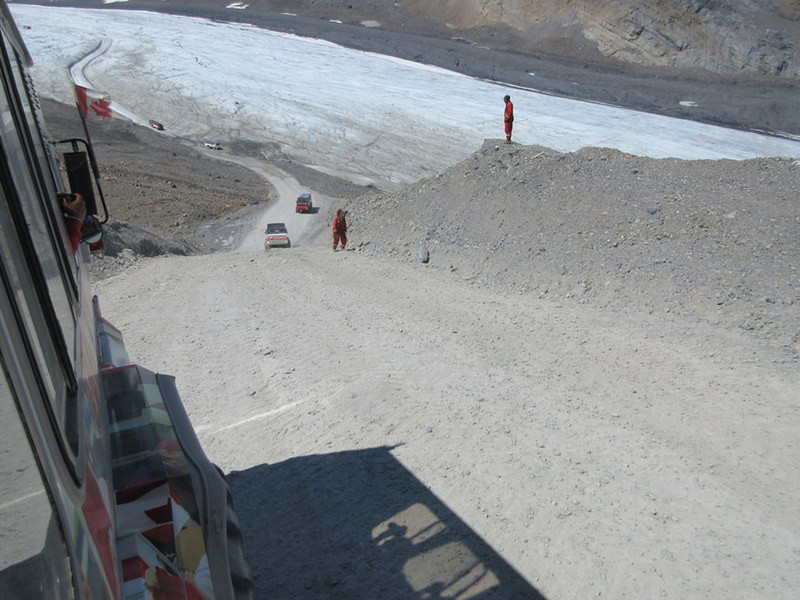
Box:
81 215 103 246
63 151 98 216
56 138 108 224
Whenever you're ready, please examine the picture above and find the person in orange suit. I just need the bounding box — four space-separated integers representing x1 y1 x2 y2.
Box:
333 209 348 251
504 95 514 143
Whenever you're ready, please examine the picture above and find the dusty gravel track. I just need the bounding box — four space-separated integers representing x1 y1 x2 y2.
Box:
92 229 800 599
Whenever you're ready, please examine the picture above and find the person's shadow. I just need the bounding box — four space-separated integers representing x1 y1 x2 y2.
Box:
228 445 547 599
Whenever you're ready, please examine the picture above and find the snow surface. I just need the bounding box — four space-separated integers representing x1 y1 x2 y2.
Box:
12 4 800 190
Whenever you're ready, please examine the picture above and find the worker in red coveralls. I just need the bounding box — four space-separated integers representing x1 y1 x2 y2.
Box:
60 192 86 252
504 95 514 143
333 209 348 251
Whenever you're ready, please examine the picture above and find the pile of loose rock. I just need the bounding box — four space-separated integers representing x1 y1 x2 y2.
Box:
347 142 800 357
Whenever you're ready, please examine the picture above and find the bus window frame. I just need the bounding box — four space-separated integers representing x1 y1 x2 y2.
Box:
0 28 81 471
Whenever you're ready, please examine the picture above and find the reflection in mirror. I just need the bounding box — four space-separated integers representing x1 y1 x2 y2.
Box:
81 215 103 245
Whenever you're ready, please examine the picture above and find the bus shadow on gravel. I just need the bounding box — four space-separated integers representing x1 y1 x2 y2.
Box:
228 446 546 599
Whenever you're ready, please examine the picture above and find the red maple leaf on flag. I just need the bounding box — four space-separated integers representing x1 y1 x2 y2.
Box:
74 85 113 119
89 95 113 118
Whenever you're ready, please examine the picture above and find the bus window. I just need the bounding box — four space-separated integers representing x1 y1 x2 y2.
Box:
0 366 72 599
1 47 79 459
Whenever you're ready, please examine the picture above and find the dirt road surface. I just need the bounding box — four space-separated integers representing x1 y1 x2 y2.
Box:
92 235 800 599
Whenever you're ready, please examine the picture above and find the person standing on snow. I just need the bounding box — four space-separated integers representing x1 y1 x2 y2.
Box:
333 209 348 251
504 95 514 143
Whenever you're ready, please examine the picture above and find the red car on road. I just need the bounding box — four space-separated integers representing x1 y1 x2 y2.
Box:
149 119 164 130
296 193 313 213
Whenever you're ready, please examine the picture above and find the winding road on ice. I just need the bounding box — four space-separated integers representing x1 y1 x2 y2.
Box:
68 36 329 252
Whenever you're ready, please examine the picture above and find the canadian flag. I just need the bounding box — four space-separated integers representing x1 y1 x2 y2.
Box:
74 84 112 119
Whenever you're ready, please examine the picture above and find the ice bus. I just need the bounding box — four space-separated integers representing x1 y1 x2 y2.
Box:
0 2 251 598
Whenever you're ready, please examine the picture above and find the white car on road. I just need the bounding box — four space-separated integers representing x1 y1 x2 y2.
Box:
264 222 291 248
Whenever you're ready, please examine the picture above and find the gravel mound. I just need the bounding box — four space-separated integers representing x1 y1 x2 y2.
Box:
346 141 800 357
88 221 199 281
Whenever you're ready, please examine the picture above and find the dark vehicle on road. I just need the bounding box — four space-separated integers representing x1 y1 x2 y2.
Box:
296 192 312 213
148 119 164 130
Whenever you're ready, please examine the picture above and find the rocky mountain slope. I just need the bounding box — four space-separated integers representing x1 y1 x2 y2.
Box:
260 0 800 81
404 0 800 79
